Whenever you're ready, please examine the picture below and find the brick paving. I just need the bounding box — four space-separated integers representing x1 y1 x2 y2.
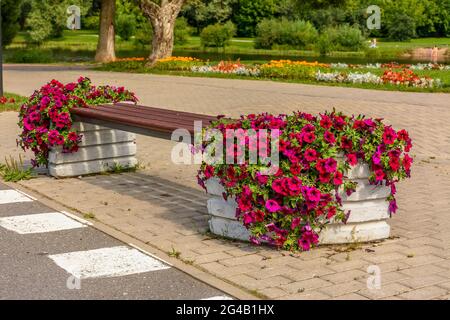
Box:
2 65 450 299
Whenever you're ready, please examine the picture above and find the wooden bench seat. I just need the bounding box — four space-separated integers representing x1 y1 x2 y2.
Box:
72 102 217 140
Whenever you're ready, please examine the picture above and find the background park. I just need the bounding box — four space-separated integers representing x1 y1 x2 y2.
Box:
1 0 450 301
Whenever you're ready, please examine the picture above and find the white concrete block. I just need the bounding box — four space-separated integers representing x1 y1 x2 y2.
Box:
79 130 135 147
205 178 225 196
345 162 370 179
49 156 138 178
342 199 390 223
49 142 136 164
340 179 390 202
208 216 250 241
319 220 390 244
72 122 110 132
207 197 237 219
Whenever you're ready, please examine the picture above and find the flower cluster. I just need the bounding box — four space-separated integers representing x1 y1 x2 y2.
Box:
191 60 260 76
18 77 138 167
157 56 201 63
381 69 441 88
316 71 382 84
0 96 16 104
197 111 413 251
115 57 146 62
261 60 330 69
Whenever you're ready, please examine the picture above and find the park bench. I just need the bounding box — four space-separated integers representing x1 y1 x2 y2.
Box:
48 102 217 178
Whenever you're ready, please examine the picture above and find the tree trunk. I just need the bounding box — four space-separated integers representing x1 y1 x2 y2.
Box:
140 0 185 66
95 0 116 63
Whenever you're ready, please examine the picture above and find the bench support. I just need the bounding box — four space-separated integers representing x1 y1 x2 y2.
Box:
49 121 137 178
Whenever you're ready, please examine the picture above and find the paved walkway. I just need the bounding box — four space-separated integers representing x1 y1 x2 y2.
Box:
2 64 450 299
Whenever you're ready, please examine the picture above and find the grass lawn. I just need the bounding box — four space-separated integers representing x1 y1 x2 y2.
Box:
5 30 450 64
0 93 28 112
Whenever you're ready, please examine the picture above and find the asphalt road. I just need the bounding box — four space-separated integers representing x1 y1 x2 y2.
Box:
0 182 230 300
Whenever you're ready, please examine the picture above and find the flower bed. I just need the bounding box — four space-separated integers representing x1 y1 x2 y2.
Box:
197 111 412 251
316 71 382 85
191 60 260 76
381 69 441 88
18 77 138 167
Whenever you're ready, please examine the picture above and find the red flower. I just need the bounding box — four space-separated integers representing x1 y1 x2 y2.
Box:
324 131 336 144
320 115 332 129
341 136 353 150
383 127 397 145
346 153 358 166
374 169 385 182
304 148 318 162
333 171 343 186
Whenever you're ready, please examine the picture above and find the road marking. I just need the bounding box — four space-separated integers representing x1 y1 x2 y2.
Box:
60 211 93 226
202 296 233 300
128 242 172 266
0 212 87 234
0 190 34 204
48 246 170 279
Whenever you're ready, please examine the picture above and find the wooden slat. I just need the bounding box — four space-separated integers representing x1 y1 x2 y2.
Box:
91 105 211 129
71 105 214 134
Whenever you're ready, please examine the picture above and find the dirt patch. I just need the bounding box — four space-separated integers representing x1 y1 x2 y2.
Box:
403 47 449 63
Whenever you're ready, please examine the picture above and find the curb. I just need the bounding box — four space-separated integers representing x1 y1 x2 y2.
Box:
5 180 260 301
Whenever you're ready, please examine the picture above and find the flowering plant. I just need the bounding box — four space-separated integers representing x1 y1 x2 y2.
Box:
191 60 260 76
381 69 441 88
18 77 138 167
316 71 382 85
197 111 413 251
0 96 16 104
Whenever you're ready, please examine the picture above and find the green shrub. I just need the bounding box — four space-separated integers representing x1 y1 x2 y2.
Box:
116 14 137 41
83 15 99 30
255 19 318 50
26 10 53 44
175 17 192 45
319 25 365 52
316 33 334 56
386 13 416 41
6 50 53 63
334 25 365 51
200 21 236 48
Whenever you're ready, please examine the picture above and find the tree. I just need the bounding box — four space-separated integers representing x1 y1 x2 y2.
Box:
181 0 236 33
139 0 186 66
233 0 278 37
1 0 23 46
95 0 116 62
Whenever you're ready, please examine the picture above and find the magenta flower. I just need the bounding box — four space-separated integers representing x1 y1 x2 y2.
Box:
324 158 337 173
265 199 281 213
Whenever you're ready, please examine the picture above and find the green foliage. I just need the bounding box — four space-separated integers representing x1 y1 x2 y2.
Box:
232 0 278 37
83 14 100 30
134 21 153 48
386 13 416 41
1 0 23 46
175 17 192 45
26 0 91 44
116 14 137 40
333 24 365 51
200 21 236 48
255 19 318 50
0 155 35 182
181 0 236 32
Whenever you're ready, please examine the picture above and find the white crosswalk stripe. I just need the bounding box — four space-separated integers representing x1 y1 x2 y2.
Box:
48 246 171 279
0 212 87 234
0 190 34 204
202 296 233 300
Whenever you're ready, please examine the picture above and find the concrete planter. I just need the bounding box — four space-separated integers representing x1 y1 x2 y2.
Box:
205 162 391 245
48 122 137 178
